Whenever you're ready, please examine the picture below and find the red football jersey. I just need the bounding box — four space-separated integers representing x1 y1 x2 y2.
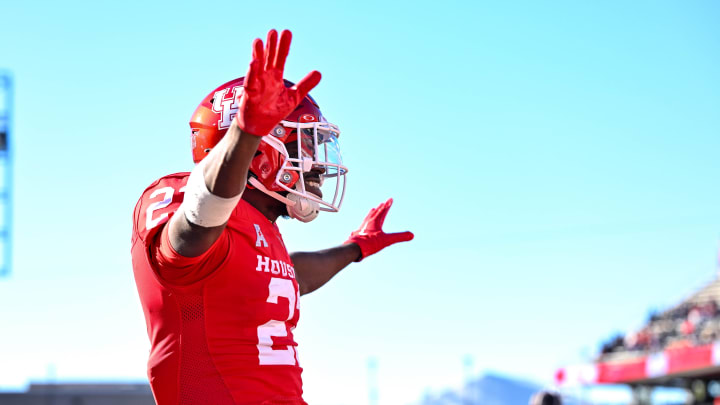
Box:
131 173 305 405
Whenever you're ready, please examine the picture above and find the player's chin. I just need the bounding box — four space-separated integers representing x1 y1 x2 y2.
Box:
304 183 323 199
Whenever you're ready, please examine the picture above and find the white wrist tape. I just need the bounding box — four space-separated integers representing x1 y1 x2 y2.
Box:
180 159 242 227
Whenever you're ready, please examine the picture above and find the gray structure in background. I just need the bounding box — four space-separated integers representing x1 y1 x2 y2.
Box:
0 383 155 405
0 72 12 277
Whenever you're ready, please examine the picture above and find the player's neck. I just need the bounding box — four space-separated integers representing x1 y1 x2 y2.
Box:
242 188 285 223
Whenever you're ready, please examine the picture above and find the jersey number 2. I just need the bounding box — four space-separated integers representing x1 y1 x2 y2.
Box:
145 186 186 231
257 277 300 366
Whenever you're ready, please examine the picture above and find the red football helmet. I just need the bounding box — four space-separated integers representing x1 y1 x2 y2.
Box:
189 77 347 222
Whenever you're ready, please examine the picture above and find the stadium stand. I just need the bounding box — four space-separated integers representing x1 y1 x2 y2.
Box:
600 280 720 361
556 276 720 405
0 383 155 405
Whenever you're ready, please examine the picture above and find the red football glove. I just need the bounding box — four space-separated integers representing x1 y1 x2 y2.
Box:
236 29 322 137
345 198 414 262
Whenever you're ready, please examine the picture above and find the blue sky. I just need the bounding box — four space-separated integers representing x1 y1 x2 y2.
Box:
1 1 719 404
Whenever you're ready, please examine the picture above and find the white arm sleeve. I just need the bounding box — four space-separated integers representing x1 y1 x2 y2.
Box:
179 156 242 228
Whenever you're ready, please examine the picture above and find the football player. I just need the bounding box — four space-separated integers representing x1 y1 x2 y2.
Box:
130 29 413 405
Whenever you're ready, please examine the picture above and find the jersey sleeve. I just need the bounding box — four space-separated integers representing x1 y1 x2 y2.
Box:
132 173 189 246
132 172 229 286
151 222 229 285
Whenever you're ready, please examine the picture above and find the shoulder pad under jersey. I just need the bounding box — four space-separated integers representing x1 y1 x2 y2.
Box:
132 172 190 245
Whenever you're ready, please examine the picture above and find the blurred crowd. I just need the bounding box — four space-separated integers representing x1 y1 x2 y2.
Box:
599 300 720 360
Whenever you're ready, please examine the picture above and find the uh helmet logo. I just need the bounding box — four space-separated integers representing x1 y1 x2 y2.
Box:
211 85 244 130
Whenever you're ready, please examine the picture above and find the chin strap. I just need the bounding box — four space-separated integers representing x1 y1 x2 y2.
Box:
247 177 319 223
286 193 319 223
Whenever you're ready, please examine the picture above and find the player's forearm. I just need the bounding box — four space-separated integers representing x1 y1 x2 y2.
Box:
166 124 261 258
202 122 263 198
291 244 361 295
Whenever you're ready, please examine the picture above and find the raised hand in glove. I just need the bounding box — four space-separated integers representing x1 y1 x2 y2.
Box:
345 199 414 262
236 29 322 137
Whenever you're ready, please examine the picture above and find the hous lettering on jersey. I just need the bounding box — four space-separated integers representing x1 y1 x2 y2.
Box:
255 255 295 279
